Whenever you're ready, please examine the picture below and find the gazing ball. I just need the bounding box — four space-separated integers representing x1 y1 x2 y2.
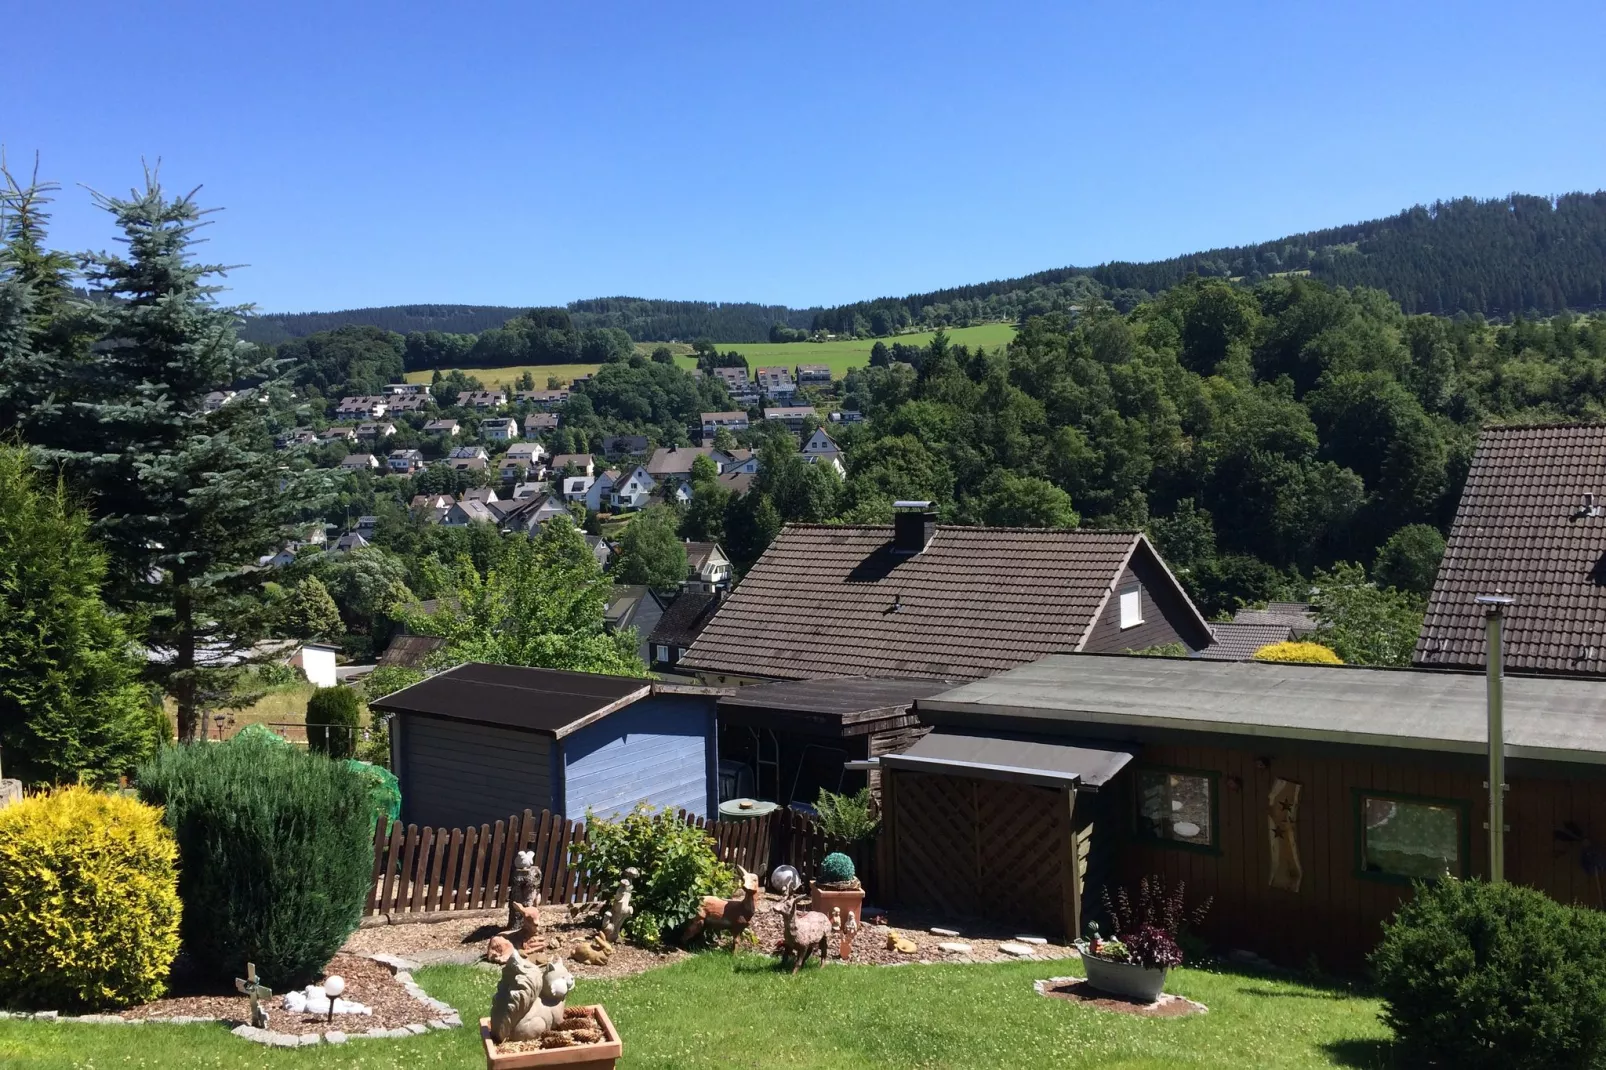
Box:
323 975 346 999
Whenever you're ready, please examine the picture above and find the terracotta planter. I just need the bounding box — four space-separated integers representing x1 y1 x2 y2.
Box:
809 881 865 955
1081 955 1167 1003
480 1005 622 1070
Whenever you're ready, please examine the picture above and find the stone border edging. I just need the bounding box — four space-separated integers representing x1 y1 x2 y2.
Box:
0 953 463 1047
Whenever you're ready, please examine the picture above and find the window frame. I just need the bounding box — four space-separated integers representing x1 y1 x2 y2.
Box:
1131 764 1222 855
1118 584 1145 630
654 644 669 663
1352 788 1471 885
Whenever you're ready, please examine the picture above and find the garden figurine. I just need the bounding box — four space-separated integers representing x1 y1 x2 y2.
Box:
601 868 637 943
777 893 832 973
507 849 541 931
680 865 762 947
487 936 575 1043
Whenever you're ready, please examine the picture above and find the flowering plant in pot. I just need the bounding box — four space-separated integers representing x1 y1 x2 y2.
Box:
1075 876 1211 1003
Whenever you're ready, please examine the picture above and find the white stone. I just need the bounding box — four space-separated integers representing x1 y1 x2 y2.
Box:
325 1031 348 1045
281 986 372 1016
1014 935 1049 945
35 1011 57 1021
937 941 972 953
443 1013 462 1027
997 942 1036 957
405 1022 429 1035
929 927 961 937
427 1019 452 1030
268 1033 300 1047
298 1033 321 1046
393 972 413 985
231 1024 269 1042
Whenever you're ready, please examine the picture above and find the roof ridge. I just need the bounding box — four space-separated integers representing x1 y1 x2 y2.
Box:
776 523 1140 536
1479 420 1606 433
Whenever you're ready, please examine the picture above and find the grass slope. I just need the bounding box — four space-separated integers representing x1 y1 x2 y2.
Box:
400 323 1016 391
0 954 1390 1069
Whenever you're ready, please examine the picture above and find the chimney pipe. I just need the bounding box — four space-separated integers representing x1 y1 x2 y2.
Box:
892 501 937 555
1476 592 1514 883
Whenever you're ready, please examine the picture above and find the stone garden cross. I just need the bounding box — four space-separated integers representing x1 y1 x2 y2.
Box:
235 962 272 1029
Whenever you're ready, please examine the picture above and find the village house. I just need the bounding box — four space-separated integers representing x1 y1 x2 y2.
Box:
600 434 650 457
647 445 721 482
387 448 425 474
800 427 841 463
443 498 498 526
701 411 750 439
374 664 719 829
605 585 669 666
387 394 430 413
680 501 1213 684
714 447 759 475
610 465 657 512
356 421 397 440
335 395 389 419
562 474 596 502
717 470 755 496
447 456 489 474
795 363 832 385
512 480 551 499
494 492 570 534
202 390 235 412
549 453 595 477
331 530 369 552
1198 603 1313 660
497 455 535 482
584 469 621 513
461 486 499 505
318 426 358 444
755 366 797 400
448 445 489 462
482 416 521 442
647 591 723 674
586 533 613 571
829 410 865 424
454 389 505 410
763 405 815 433
516 387 569 409
339 452 380 472
276 428 319 449
384 382 431 396
683 540 733 592
423 418 460 436
409 493 455 523
524 412 559 435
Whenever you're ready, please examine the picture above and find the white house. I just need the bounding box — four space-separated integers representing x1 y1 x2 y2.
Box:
700 411 750 439
584 470 620 513
424 419 460 436
449 445 489 461
609 465 657 512
387 448 425 474
339 453 380 472
763 406 815 432
550 454 595 477
563 475 596 503
483 417 521 442
714 447 759 475
504 442 547 466
289 643 340 688
336 395 389 419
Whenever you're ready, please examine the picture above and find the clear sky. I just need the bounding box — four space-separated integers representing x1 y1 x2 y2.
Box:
6 1 1604 313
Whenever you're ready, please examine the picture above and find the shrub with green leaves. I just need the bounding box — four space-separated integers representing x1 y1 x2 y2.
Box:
813 787 879 843
0 787 181 1009
819 851 857 885
1371 878 1606 1069
305 685 360 759
136 735 375 987
571 804 733 947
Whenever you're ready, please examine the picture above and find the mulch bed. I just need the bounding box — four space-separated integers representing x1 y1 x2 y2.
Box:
1034 977 1207 1018
743 898 1079 966
120 952 432 1034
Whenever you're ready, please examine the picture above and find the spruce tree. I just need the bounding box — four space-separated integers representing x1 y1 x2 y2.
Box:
55 174 329 741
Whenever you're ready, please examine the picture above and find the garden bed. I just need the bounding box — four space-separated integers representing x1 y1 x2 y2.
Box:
1034 977 1208 1018
745 899 1078 965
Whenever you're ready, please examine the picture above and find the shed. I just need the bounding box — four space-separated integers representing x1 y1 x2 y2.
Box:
891 652 1606 969
715 678 951 809
372 663 718 830
289 643 340 688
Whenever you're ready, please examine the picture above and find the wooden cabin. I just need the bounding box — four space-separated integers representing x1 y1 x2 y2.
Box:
878 653 1606 971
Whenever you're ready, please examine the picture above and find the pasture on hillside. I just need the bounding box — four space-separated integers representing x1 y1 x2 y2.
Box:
401 323 1017 389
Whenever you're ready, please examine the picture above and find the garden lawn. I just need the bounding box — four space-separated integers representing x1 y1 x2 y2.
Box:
0 954 1393 1069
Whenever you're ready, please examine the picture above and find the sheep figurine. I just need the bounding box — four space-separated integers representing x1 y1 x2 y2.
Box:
777 893 832 974
487 936 574 1043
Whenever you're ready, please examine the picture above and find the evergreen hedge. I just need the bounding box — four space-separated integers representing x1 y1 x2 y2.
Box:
136 734 375 987
1371 878 1606 1069
305 685 361 759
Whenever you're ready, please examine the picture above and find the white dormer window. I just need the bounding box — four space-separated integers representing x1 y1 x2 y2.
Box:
1119 585 1144 630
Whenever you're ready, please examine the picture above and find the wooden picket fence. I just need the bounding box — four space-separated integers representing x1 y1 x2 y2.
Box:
366 804 837 918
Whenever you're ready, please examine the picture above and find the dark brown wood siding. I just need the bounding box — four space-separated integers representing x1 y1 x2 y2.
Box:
1084 548 1211 655
1107 741 1606 972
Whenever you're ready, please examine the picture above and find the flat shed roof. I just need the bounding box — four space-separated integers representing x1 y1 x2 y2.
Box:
919 654 1606 766
719 677 954 721
881 730 1136 790
370 662 650 737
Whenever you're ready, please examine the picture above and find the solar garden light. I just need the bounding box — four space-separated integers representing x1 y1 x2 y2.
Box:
323 974 345 1024
1476 593 1514 884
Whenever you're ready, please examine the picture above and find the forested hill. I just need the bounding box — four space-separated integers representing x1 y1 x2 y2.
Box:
241 191 1606 345
241 298 818 346
812 192 1606 332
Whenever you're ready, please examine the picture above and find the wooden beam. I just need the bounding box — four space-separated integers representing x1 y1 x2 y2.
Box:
1060 786 1080 941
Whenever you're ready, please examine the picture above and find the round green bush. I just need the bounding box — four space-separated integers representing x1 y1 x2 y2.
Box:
1371 878 1606 1069
0 786 181 1009
570 804 733 947
306 685 361 759
136 736 375 988
819 851 856 884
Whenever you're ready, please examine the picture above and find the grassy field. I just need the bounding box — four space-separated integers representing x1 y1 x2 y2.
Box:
162 679 319 742
0 954 1393 1069
401 323 1017 391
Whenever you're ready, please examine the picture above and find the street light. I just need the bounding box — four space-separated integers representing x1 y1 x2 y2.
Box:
1475 593 1515 883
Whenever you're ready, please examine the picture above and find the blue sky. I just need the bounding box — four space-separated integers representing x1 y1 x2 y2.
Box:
5 1 1604 313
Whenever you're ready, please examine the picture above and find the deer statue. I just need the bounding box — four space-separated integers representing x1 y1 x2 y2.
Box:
486 936 575 1042
680 866 761 947
510 900 543 954
777 892 832 974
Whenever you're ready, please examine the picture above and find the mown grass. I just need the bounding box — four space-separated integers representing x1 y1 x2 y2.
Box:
0 953 1392 1069
401 323 1017 392
162 680 320 742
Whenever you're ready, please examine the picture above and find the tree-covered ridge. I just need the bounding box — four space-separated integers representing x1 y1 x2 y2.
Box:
240 304 526 345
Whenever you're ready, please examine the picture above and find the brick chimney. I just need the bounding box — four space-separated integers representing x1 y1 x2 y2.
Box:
891 501 937 555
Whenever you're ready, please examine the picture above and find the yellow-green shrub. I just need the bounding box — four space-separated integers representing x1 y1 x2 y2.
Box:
0 787 181 1009
1252 641 1344 665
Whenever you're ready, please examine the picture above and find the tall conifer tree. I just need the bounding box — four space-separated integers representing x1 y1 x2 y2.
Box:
55 173 328 741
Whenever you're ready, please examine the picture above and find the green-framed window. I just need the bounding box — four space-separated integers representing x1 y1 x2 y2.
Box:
1353 790 1469 883
1134 766 1220 852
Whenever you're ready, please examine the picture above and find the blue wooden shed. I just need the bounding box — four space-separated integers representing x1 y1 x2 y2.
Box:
373 663 717 830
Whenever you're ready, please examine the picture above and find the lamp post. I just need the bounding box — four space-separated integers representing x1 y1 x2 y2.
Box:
1475 593 1514 884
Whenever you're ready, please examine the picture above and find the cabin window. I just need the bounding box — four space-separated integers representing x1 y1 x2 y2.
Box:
1356 792 1467 882
654 644 669 663
1135 767 1217 850
1119 585 1144 629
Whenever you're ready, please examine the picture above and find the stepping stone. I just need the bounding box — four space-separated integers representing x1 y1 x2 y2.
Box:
1014 935 1048 945
937 941 972 953
929 927 961 937
997 942 1036 957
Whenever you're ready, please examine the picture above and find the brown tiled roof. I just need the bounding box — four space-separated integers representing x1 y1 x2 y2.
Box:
378 634 446 668
649 592 723 649
680 524 1156 681
1231 603 1316 636
1416 423 1606 676
1196 622 1295 661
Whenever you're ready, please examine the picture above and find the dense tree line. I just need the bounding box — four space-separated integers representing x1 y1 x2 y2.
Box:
240 303 525 345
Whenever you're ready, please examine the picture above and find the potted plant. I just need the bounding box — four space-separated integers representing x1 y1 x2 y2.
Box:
1074 876 1211 1003
809 851 865 954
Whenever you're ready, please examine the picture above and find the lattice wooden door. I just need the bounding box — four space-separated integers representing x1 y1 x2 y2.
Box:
892 772 1065 933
